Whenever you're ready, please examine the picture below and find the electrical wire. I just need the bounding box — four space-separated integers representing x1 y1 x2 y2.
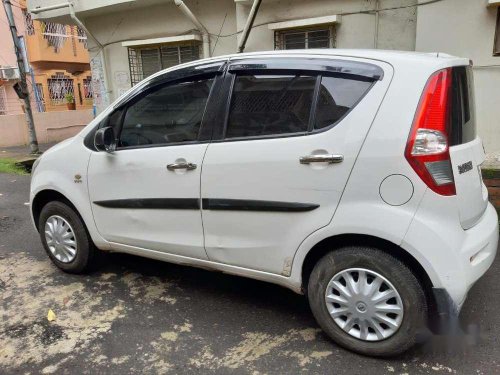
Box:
208 0 445 38
211 12 228 56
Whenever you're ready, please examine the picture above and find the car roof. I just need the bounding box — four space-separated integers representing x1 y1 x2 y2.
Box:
225 49 459 62
149 49 469 81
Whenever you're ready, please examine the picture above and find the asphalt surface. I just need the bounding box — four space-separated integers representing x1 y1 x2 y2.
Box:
1 173 499 375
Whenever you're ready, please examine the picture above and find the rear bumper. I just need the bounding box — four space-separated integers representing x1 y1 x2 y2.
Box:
458 203 499 298
403 199 498 309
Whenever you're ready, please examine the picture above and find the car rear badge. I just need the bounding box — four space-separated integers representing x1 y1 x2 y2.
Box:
458 161 473 175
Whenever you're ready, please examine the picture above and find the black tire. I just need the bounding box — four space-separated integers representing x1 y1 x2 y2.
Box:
307 246 427 357
39 200 95 273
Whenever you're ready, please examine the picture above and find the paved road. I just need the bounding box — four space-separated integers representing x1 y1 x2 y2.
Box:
1 173 499 375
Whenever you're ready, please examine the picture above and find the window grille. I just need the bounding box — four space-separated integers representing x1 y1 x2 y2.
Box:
76 27 88 49
274 26 336 50
23 9 35 36
40 22 69 52
47 72 74 106
0 86 6 115
83 76 93 104
128 42 201 85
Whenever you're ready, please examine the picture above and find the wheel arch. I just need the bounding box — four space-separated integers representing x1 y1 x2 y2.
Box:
300 233 436 313
32 189 82 231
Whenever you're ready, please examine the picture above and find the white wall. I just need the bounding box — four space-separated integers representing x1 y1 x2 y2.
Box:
84 0 237 109
416 0 500 152
236 0 416 52
82 0 417 108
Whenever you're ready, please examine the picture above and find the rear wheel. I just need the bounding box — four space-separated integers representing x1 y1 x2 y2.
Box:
39 201 95 273
307 246 427 357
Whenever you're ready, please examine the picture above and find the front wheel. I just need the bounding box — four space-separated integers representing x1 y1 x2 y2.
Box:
39 201 95 273
307 246 427 357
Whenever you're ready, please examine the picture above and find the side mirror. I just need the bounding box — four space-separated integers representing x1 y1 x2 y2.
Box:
94 126 116 153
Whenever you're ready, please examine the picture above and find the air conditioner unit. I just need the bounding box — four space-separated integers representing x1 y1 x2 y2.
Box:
0 67 20 81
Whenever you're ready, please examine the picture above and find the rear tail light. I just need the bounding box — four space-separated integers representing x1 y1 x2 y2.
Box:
405 68 456 196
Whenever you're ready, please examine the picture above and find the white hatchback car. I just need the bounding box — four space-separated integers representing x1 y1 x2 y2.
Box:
30 50 498 357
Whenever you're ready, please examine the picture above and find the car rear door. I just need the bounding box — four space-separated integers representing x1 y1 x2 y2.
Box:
200 57 393 275
448 66 488 229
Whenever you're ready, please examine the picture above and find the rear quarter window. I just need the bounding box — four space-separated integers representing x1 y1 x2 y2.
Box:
314 76 373 130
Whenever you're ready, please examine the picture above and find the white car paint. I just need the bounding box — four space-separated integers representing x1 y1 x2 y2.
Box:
88 144 209 259
30 49 498 312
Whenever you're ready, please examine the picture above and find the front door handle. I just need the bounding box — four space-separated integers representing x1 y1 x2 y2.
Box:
167 162 197 171
300 154 344 164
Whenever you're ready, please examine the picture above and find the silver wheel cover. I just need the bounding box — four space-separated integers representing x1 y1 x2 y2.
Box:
44 215 78 263
325 268 404 342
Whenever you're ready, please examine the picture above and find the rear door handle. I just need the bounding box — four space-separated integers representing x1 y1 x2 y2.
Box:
167 162 197 171
300 154 344 164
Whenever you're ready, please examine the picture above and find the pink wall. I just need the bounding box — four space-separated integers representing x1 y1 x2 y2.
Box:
0 3 29 115
0 109 93 147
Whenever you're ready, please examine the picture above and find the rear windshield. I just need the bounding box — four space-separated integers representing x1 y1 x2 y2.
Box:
449 66 476 145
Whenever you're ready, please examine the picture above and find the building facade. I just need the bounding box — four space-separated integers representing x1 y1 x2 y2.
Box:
26 0 500 152
0 0 93 116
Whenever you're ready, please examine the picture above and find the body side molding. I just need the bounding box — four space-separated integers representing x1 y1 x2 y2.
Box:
202 198 319 212
93 198 320 212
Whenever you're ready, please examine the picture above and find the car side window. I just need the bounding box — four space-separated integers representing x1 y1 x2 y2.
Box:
225 74 316 139
314 76 373 130
118 77 214 148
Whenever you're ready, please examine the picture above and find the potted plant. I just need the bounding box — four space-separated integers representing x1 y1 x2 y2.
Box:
65 93 76 110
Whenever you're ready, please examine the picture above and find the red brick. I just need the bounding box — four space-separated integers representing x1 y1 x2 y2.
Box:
484 178 500 188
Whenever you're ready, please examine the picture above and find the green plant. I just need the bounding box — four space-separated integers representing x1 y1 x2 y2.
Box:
0 158 29 175
481 168 500 180
65 93 74 104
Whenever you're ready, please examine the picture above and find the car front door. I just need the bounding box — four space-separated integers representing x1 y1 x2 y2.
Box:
200 57 391 274
87 66 223 259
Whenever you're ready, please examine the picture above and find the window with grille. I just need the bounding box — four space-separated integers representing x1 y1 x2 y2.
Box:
83 76 93 100
128 43 201 85
40 22 69 52
0 86 6 115
47 72 74 106
76 27 88 49
274 26 335 50
23 9 35 36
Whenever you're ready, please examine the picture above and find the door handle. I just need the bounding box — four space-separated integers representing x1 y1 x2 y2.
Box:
300 154 344 164
166 162 197 171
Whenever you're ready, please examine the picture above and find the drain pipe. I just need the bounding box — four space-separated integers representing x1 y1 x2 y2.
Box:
68 4 111 105
173 0 210 58
237 0 262 53
374 0 379 49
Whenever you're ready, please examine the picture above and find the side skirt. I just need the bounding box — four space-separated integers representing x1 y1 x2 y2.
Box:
107 242 303 294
